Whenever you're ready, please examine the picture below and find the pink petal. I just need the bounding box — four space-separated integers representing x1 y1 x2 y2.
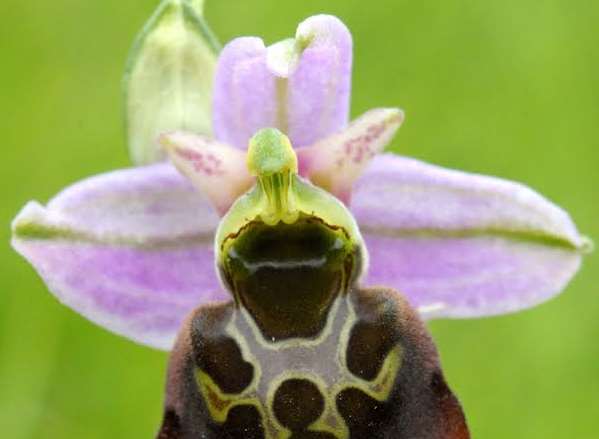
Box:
286 15 353 147
297 108 404 202
365 235 582 318
351 154 589 318
212 15 353 149
212 37 277 149
161 131 253 215
11 164 227 350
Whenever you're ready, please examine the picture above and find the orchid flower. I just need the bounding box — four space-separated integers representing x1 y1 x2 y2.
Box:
11 0 589 357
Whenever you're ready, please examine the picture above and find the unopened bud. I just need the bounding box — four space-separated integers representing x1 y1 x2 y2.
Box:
124 0 220 165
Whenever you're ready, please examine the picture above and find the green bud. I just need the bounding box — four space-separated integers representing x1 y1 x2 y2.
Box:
124 0 220 165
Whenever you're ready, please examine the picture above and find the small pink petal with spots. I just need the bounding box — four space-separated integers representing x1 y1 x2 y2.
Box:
297 108 404 203
161 132 253 215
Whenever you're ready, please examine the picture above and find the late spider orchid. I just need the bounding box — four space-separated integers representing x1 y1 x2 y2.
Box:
10 1 590 437
158 128 469 437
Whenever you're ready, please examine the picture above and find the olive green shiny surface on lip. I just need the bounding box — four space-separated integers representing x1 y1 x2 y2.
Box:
220 214 360 340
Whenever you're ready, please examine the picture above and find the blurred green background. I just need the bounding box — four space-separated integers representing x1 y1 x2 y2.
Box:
1 0 598 437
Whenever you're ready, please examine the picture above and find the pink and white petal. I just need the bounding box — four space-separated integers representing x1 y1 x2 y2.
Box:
286 15 353 147
297 108 404 202
40 163 219 242
365 235 582 319
212 15 353 149
212 37 277 149
161 131 253 215
11 164 227 350
351 154 590 318
13 240 225 350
